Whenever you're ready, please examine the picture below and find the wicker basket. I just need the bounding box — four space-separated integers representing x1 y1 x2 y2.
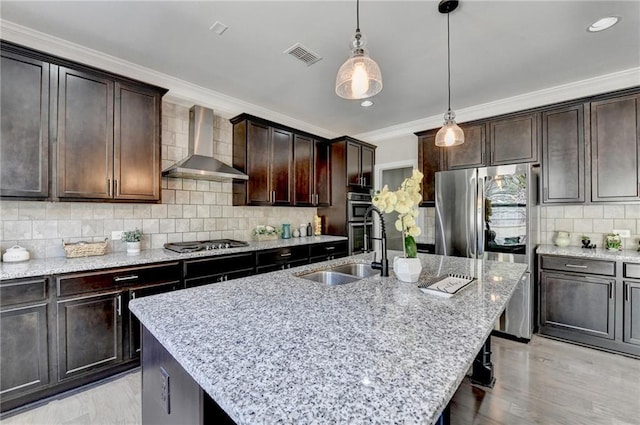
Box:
63 238 108 258
254 234 279 242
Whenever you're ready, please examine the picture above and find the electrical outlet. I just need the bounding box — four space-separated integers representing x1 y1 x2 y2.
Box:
613 229 631 238
111 231 124 241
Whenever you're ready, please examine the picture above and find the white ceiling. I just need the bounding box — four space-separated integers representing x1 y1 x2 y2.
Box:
2 1 639 140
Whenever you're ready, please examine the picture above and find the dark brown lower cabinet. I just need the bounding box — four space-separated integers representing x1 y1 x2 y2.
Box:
127 281 181 359
184 252 256 288
256 246 309 274
624 280 640 347
0 303 50 399
309 241 348 264
0 277 51 410
540 271 615 340
57 291 123 381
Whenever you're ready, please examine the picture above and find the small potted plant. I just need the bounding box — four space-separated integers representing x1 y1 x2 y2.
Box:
122 228 142 254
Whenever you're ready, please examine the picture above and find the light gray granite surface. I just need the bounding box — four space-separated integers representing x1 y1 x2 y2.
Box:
537 244 640 262
130 252 527 425
0 236 346 280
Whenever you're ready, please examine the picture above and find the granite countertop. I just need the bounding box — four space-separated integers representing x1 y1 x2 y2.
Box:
537 244 640 262
130 252 527 425
0 235 347 280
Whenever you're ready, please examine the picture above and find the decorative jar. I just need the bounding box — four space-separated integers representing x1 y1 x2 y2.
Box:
554 231 571 247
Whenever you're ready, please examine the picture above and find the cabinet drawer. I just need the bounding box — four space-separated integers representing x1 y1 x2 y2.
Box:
57 262 181 297
624 263 640 279
0 278 48 308
540 256 615 276
309 241 348 258
257 246 308 266
184 252 255 281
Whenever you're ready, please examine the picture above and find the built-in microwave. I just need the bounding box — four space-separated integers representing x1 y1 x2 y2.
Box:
347 192 372 222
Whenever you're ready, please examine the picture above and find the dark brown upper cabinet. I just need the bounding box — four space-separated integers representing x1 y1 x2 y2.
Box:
294 134 314 206
445 122 486 170
489 112 539 165
1 41 167 203
293 135 330 207
58 70 163 201
247 122 292 206
590 93 640 202
232 114 331 207
342 138 375 190
416 129 443 206
0 48 50 198
57 67 114 199
541 104 586 204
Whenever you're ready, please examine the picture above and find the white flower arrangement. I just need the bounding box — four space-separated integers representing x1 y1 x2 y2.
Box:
372 169 424 257
253 225 281 236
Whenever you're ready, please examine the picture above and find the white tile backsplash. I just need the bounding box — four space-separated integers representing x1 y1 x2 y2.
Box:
0 101 316 259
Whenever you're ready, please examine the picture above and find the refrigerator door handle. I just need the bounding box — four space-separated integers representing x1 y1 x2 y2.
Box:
477 175 485 259
469 173 477 258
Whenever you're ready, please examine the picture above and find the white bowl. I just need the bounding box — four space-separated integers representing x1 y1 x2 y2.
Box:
2 245 30 262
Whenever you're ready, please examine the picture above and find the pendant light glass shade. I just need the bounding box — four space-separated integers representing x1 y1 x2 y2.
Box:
436 0 464 147
335 0 383 100
435 110 464 146
336 44 383 99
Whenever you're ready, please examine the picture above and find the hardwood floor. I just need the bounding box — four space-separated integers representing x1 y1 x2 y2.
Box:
2 335 638 425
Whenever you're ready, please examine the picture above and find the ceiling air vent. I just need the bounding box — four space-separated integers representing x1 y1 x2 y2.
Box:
284 43 322 66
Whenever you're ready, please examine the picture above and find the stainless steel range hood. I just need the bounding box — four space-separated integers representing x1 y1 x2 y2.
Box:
162 105 248 181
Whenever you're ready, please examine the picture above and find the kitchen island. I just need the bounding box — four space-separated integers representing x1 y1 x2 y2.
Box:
129 253 527 425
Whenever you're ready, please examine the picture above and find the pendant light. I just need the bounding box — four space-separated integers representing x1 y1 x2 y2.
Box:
335 0 383 100
435 0 464 147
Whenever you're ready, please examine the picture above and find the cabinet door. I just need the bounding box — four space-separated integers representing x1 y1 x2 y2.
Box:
623 281 640 347
591 94 640 202
114 82 161 201
57 67 114 199
361 145 375 189
314 141 331 207
127 281 179 359
446 123 486 169
0 51 49 198
0 303 49 399
346 142 362 186
246 121 272 205
540 271 615 340
542 104 586 204
417 131 442 205
293 134 314 206
57 292 122 380
271 128 293 205
489 112 539 165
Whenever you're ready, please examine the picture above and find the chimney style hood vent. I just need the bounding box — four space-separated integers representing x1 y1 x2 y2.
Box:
162 105 248 181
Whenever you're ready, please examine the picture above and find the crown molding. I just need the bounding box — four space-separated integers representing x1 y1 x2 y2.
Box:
0 19 339 139
356 67 640 143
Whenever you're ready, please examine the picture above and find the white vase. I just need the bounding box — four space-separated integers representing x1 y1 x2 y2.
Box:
393 257 422 283
126 241 141 255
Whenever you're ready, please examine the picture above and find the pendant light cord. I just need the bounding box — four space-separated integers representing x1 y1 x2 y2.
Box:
356 0 360 32
447 11 451 112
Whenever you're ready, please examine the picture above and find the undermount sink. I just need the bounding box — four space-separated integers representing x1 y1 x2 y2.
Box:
328 263 378 278
297 263 379 285
298 270 361 285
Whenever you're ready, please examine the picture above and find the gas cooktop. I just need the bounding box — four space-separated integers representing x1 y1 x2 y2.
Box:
163 239 249 253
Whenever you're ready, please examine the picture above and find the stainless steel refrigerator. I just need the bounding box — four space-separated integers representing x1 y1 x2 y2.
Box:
435 163 539 340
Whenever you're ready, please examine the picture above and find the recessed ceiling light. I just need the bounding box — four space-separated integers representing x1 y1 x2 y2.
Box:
210 21 228 35
361 100 374 108
588 16 619 32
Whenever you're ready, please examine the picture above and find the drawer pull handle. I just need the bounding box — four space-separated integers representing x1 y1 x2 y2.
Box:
280 253 292 257
325 246 335 250
117 294 122 316
565 264 587 269
114 275 139 282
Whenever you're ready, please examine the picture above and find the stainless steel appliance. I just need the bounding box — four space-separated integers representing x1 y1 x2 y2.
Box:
435 164 538 340
164 239 249 253
346 192 373 254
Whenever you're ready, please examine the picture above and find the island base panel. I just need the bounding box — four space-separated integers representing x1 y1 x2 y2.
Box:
141 326 235 425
